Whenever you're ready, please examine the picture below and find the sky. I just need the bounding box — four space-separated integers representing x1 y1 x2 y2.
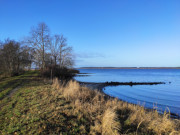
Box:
0 0 180 67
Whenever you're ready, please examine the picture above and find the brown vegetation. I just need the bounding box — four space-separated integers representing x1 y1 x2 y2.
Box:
52 78 180 135
41 66 79 80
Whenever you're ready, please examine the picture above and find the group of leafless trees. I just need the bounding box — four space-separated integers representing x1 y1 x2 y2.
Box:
0 22 74 76
0 40 33 76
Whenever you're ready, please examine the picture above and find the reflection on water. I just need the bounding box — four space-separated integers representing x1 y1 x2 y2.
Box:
75 69 180 115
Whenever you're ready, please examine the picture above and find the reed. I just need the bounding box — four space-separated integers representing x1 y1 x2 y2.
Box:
102 108 120 135
52 78 180 135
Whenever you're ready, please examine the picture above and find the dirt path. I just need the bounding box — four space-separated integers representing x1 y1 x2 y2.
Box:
7 85 21 97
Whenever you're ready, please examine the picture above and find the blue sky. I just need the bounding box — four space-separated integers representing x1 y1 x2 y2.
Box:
0 0 180 67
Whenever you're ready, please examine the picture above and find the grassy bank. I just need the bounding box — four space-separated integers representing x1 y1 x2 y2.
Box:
53 79 180 135
0 73 180 134
0 71 39 100
0 73 87 134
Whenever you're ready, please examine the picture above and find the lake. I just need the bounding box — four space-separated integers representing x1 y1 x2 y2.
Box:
74 69 180 116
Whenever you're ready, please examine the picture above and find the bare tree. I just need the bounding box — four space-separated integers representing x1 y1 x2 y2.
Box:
0 39 32 76
1 40 20 75
49 34 74 68
58 35 74 68
49 35 60 66
25 23 74 71
19 46 34 70
28 22 50 70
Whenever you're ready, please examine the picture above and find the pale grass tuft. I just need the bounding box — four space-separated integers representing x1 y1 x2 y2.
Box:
105 98 119 110
52 78 61 90
63 80 80 100
102 108 120 135
148 111 177 135
169 131 180 135
74 99 82 112
129 106 148 124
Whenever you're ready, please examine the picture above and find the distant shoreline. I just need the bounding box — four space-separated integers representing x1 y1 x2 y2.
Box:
77 67 180 69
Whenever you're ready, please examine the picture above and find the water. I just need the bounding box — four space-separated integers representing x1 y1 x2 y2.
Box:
74 69 180 116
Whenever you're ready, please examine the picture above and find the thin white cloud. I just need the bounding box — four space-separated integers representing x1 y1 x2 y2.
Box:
75 52 105 58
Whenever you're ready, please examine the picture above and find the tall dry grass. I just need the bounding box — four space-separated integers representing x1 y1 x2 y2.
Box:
52 78 180 135
102 108 120 135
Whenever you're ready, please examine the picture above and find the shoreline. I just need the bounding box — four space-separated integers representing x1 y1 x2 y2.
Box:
77 67 180 69
79 81 180 119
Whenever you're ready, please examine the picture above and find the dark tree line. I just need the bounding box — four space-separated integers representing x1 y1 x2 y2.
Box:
0 39 33 76
0 22 75 77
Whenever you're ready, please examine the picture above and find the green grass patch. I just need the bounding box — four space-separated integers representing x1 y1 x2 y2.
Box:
0 73 89 134
0 70 40 100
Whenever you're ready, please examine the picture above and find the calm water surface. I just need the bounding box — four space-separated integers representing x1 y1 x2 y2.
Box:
74 69 180 115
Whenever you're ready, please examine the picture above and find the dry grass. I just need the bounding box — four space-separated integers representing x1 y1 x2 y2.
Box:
102 108 120 135
52 78 180 135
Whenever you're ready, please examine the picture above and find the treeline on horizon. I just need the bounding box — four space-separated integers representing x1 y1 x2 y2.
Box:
79 67 180 69
0 22 78 78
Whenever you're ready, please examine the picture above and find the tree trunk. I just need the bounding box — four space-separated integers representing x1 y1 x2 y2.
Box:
54 56 56 66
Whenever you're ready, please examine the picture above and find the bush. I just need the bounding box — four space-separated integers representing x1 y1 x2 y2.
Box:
41 66 79 80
